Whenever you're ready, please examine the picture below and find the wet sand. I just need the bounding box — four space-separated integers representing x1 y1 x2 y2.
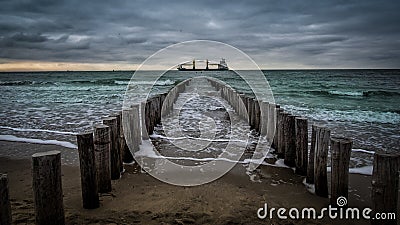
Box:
0 141 391 225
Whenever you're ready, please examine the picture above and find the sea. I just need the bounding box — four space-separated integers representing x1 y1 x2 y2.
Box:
0 70 399 171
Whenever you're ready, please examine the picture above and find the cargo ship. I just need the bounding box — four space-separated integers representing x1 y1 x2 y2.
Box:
177 59 228 71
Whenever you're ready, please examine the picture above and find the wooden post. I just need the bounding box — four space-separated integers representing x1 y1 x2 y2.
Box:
103 117 120 180
150 98 157 132
314 126 330 197
122 140 134 164
248 98 255 129
276 109 285 158
330 137 352 206
371 152 400 225
306 125 317 184
77 132 99 209
239 94 246 119
254 99 260 132
242 95 249 114
284 114 296 167
234 92 240 114
267 103 276 145
0 174 12 225
141 101 149 140
117 110 134 164
273 104 280 148
260 101 268 136
155 95 160 124
94 124 112 193
111 112 124 172
295 117 308 175
159 92 167 120
132 104 141 151
244 96 250 124
145 100 154 135
32 151 65 225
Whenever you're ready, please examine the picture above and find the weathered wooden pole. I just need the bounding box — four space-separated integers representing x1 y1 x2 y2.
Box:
103 117 120 180
132 104 141 151
244 96 251 125
0 173 12 225
228 89 232 105
254 99 261 132
77 132 99 209
295 117 308 175
111 111 124 172
371 152 400 225
145 100 154 135
267 103 276 145
260 101 269 136
248 98 255 129
239 94 246 119
314 126 330 197
272 104 280 148
234 92 238 113
276 109 285 158
116 110 134 164
151 97 157 134
242 95 249 116
306 124 317 184
154 95 161 124
159 92 167 120
94 124 112 193
330 137 352 206
32 151 65 225
284 114 296 167
141 101 149 140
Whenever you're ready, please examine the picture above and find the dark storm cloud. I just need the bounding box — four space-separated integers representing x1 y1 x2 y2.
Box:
0 0 399 68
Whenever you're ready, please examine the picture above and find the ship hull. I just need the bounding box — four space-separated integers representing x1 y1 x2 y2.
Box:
177 68 228 71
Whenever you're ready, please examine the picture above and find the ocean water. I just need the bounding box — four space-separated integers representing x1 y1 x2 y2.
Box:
0 70 399 168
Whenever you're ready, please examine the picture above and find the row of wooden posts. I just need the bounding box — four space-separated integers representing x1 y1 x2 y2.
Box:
0 79 191 225
207 77 399 224
0 77 398 224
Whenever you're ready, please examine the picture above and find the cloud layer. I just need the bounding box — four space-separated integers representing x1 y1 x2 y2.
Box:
1 0 399 69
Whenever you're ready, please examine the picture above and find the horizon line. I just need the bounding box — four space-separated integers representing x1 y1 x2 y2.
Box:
1 68 399 73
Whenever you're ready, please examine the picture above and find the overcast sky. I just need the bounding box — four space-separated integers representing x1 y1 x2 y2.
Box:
0 0 399 71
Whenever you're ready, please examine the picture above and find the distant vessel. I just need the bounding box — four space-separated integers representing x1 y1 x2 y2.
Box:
177 59 228 71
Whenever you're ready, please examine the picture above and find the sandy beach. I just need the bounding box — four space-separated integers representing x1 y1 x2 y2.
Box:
1 141 388 225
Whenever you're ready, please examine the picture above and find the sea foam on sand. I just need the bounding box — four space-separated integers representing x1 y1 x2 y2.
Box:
0 134 77 149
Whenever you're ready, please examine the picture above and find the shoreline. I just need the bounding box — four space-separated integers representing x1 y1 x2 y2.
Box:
0 141 391 225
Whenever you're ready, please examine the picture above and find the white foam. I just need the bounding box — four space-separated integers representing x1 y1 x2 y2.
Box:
150 133 248 143
0 135 78 149
352 148 375 155
302 178 316 194
0 126 77 135
245 170 261 183
329 90 363 96
129 79 175 86
157 79 175 86
311 109 400 124
349 166 373 175
327 165 373 176
274 159 289 168
137 140 252 164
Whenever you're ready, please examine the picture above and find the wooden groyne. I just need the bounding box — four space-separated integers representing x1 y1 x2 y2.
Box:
2 76 398 224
